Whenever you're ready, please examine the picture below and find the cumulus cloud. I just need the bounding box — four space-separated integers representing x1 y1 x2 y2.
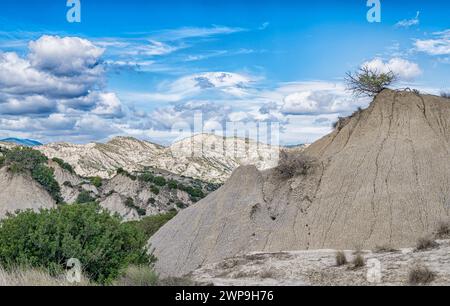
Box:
28 35 104 76
0 35 128 143
414 30 450 56
362 57 422 80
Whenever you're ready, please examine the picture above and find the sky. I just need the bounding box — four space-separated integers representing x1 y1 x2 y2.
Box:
0 0 449 145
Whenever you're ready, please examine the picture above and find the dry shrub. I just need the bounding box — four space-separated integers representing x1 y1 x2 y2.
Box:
415 236 439 251
335 251 347 266
440 92 450 99
0 266 90 286
435 221 450 239
276 150 316 179
352 254 365 269
373 245 399 253
408 265 435 285
114 265 158 286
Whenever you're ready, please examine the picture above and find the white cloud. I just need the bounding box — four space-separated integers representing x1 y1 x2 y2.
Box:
91 92 125 118
395 11 420 28
28 35 104 76
362 57 422 80
414 30 450 56
154 25 246 41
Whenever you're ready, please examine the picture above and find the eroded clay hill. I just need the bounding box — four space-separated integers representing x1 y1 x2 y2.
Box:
150 89 450 277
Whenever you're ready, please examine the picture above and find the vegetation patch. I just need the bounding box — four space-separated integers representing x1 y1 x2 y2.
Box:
345 66 397 97
124 197 146 216
52 157 74 174
126 210 178 239
415 236 439 252
0 203 154 284
4 147 62 203
335 251 347 266
408 265 436 285
276 150 316 179
76 190 96 204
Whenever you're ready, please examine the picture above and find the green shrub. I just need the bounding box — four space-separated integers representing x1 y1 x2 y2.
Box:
90 176 102 188
124 197 146 216
52 157 74 174
5 147 48 173
31 164 62 203
4 148 62 203
178 184 205 198
116 168 136 181
0 155 5 168
345 66 397 97
139 172 155 183
76 191 95 204
127 210 178 239
63 181 73 188
168 180 178 189
147 198 156 205
0 203 153 284
153 176 167 187
176 202 186 209
150 185 160 195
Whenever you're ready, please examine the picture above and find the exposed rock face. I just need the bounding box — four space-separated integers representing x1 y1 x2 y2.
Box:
37 134 281 183
0 168 55 217
150 90 450 277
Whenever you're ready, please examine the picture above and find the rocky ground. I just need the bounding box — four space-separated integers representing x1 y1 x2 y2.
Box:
190 239 450 286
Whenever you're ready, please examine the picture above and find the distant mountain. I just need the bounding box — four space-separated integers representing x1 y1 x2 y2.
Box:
0 138 42 147
37 134 282 183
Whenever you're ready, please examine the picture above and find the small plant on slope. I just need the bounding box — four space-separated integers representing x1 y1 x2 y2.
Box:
345 66 397 97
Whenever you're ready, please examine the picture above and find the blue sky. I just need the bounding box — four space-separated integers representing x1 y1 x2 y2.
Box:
0 0 449 145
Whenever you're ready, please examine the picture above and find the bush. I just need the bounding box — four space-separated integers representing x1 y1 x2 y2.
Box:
76 191 95 204
373 245 399 253
139 172 155 183
114 265 158 286
335 251 347 266
415 236 439 251
408 265 435 285
116 168 136 181
52 157 74 174
32 164 62 203
90 176 102 188
345 66 397 97
150 185 160 195
127 210 178 239
352 254 365 269
168 180 178 189
276 150 316 179
440 92 450 99
124 197 146 216
435 221 450 239
147 198 156 205
0 155 5 168
176 202 187 209
4 147 48 173
4 147 62 203
0 203 153 284
153 176 167 187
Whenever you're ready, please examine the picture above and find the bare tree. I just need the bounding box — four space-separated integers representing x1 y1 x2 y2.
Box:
345 66 397 97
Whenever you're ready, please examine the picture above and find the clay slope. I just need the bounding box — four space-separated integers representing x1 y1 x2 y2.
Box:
0 168 55 217
149 89 450 277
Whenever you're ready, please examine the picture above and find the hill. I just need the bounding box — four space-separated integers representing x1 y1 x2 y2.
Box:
149 89 450 277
